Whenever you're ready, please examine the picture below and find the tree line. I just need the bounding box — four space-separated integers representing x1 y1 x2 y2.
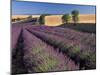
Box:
62 10 79 25
39 10 79 25
12 10 79 25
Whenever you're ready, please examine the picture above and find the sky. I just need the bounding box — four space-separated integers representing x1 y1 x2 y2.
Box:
12 1 96 15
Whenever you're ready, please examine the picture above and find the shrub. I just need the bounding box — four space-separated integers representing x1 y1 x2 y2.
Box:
39 14 45 24
12 18 16 22
62 14 71 24
16 18 21 21
71 10 79 25
27 15 33 20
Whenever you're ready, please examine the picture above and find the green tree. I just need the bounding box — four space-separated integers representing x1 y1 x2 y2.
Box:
16 18 21 21
27 15 33 20
12 18 16 22
71 10 79 25
62 14 71 24
39 14 46 24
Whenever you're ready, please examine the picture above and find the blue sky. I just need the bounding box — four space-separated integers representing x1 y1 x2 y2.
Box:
12 1 96 15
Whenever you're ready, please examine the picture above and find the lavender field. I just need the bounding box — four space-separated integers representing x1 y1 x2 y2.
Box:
11 23 96 74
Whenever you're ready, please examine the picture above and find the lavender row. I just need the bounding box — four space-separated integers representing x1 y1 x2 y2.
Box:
12 25 22 49
29 26 95 52
23 29 79 73
27 28 96 69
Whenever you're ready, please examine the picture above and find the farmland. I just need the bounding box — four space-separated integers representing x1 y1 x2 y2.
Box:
12 14 96 26
12 22 96 74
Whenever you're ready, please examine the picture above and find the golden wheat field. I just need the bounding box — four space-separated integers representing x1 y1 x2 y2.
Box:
45 14 96 26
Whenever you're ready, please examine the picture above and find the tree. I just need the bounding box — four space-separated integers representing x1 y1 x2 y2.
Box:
27 15 33 20
16 18 21 21
62 14 71 24
39 14 46 24
12 18 16 22
71 10 79 25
